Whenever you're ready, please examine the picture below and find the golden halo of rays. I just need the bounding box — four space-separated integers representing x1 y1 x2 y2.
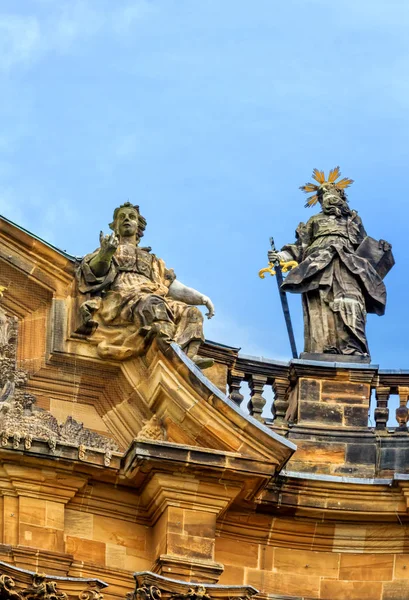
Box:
300 167 354 208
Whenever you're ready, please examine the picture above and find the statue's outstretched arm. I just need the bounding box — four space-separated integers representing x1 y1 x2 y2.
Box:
168 280 215 319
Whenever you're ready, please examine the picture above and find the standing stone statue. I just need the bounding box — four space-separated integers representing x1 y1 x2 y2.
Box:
76 202 215 368
268 168 394 359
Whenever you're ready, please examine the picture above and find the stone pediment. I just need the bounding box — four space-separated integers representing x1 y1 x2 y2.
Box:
0 216 294 482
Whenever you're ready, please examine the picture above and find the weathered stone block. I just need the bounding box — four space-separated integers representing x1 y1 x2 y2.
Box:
344 405 369 426
65 536 106 565
394 555 409 579
217 565 245 585
293 440 346 463
183 510 215 539
381 448 409 471
383 581 409 600
299 401 343 425
322 380 369 399
215 537 258 568
168 531 214 560
339 553 394 581
299 378 320 402
273 546 339 578
320 579 382 600
346 443 376 465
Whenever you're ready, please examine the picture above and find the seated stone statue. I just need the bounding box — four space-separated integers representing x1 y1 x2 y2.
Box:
76 202 215 368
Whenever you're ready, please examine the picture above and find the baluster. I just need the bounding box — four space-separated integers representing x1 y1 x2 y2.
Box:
272 377 290 423
248 374 267 421
374 386 390 430
228 368 245 407
396 386 409 431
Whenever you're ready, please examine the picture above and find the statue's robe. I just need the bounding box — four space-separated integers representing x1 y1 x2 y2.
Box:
281 210 386 356
76 243 204 359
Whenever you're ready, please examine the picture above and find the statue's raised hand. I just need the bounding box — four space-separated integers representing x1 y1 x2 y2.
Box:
99 231 119 256
201 295 215 319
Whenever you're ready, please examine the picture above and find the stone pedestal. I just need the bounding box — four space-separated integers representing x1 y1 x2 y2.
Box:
289 359 377 428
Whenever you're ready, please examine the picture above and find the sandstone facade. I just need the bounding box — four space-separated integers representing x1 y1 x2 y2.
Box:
0 216 408 600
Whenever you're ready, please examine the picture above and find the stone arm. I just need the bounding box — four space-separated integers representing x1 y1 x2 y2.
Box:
268 221 310 264
168 280 215 319
88 232 119 278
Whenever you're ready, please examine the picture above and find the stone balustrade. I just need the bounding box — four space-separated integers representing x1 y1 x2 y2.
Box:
199 340 409 431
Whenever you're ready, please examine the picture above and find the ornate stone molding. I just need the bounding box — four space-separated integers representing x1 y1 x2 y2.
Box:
128 572 257 600
0 562 106 600
0 304 118 453
169 586 211 600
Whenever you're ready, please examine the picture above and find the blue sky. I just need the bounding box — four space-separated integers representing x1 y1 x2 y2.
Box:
1 0 408 367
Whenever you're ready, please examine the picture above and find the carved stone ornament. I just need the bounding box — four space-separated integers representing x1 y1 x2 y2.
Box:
0 304 118 453
0 574 22 600
0 573 67 600
78 583 104 600
127 585 161 600
0 563 106 600
136 414 165 442
75 202 215 369
169 587 211 600
128 571 257 600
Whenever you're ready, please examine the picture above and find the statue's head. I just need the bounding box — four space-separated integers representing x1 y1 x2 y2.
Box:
109 202 147 239
317 184 351 217
300 167 354 212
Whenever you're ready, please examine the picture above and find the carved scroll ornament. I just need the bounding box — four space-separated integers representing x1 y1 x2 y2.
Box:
0 304 119 455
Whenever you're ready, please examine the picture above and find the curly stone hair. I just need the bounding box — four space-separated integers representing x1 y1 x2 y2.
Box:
109 202 147 239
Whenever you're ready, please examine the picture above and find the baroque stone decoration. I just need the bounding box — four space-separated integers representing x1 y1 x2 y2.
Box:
135 414 165 442
0 571 104 600
78 585 104 600
268 167 394 360
5 197 409 600
169 587 211 600
0 573 67 600
129 584 161 600
76 202 215 368
0 303 118 453
127 573 256 600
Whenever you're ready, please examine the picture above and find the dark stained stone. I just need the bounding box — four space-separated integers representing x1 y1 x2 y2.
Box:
346 443 376 465
299 379 320 403
299 401 343 425
344 405 369 427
